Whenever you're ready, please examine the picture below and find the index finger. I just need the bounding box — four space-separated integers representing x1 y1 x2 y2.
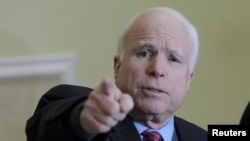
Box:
100 77 121 100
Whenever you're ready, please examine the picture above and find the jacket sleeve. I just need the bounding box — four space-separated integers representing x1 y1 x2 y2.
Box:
25 84 93 141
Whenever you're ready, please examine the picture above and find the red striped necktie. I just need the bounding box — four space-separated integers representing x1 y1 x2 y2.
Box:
141 130 163 141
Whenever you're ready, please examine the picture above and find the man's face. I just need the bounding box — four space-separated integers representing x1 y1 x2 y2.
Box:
114 11 194 119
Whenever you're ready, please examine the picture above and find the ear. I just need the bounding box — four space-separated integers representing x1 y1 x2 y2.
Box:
186 71 194 91
114 55 121 79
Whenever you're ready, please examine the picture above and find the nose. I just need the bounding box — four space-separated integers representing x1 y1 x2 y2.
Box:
146 54 166 78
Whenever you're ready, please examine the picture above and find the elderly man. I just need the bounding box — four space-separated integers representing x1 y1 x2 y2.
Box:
26 6 207 141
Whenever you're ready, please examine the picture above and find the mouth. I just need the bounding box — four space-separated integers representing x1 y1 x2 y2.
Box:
141 86 166 94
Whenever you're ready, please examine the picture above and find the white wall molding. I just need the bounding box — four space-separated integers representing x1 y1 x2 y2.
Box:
0 54 76 84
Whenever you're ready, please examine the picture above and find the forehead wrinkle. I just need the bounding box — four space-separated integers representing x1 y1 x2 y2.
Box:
128 31 175 49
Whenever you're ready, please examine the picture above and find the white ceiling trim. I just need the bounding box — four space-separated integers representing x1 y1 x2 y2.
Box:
0 54 76 84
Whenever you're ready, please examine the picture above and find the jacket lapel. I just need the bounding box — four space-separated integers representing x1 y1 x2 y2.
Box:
109 116 142 141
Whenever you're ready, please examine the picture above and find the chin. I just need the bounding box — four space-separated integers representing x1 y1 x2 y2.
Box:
142 105 165 115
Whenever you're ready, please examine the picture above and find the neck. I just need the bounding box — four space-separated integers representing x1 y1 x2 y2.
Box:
129 110 173 129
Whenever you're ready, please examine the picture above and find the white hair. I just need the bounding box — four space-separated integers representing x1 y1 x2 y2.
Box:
117 7 199 71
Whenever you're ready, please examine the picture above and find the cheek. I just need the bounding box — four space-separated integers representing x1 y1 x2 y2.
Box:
171 69 190 87
173 79 188 97
123 59 145 78
171 74 190 104
167 70 189 94
117 62 142 89
130 65 148 95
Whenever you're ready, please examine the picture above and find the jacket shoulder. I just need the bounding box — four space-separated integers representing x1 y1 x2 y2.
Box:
174 116 207 141
45 84 93 98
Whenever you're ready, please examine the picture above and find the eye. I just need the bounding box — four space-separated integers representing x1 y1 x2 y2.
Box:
136 50 152 58
168 55 179 63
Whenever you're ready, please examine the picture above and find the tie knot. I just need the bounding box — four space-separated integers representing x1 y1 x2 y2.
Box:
141 130 163 141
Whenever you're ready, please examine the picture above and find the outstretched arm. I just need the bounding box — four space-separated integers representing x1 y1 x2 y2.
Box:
25 84 92 141
25 78 134 141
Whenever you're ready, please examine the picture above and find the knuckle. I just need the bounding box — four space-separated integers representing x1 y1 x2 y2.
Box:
104 102 120 116
97 125 111 133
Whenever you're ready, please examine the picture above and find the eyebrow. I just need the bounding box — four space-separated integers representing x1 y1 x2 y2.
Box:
137 42 155 50
137 42 183 59
168 48 182 58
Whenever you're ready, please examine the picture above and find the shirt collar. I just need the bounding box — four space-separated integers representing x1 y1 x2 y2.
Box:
133 116 174 141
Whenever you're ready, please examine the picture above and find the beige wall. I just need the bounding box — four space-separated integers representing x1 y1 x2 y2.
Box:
0 0 249 136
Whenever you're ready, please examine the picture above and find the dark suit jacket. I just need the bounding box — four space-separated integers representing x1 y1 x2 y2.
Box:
240 101 250 125
25 84 207 141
